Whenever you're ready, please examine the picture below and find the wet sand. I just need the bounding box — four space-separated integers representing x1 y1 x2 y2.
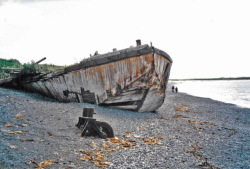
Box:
0 83 249 168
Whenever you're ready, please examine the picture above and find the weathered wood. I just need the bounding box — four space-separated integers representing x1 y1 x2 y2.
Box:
35 57 46 64
138 84 165 112
64 45 151 73
30 82 44 96
103 89 146 104
51 68 64 77
24 83 37 94
0 78 13 85
43 80 60 100
81 88 96 104
10 72 20 75
1 43 173 112
154 54 171 86
162 63 172 85
37 81 54 98
108 105 138 110
1 68 21 71
57 76 72 102
49 78 65 102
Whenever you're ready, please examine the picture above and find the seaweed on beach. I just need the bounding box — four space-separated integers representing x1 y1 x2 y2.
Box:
174 104 194 113
188 143 220 169
1 85 250 168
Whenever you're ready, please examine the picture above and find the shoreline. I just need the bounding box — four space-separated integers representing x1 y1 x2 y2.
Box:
171 80 250 109
0 84 249 168
170 77 250 81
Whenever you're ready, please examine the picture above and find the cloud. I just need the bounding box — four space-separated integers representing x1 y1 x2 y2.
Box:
0 0 7 6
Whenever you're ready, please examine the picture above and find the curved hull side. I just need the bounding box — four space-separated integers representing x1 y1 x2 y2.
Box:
14 50 172 113
138 53 172 112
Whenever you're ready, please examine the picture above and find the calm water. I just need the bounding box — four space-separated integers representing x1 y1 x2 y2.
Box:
173 80 250 108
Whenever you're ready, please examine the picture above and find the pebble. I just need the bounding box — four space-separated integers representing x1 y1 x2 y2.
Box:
0 83 249 169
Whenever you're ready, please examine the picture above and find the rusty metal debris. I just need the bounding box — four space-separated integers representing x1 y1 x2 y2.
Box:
76 108 114 139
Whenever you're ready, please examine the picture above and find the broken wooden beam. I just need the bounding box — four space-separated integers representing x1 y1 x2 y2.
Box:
35 57 46 64
1 68 21 71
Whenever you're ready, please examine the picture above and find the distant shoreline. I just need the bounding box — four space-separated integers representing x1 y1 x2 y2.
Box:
170 77 250 81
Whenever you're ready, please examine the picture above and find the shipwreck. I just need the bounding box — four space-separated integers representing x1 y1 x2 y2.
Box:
0 40 173 112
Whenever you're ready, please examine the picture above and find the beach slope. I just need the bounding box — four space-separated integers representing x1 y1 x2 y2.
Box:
0 84 249 168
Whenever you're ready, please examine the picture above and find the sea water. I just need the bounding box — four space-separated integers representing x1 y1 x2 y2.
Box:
173 80 250 109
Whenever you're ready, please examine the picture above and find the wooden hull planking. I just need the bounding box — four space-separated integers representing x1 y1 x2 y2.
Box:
1 45 172 112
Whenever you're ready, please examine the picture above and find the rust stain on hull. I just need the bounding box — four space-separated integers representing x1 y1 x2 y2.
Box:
2 44 172 112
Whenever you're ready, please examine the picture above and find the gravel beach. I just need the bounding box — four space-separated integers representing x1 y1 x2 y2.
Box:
0 83 249 169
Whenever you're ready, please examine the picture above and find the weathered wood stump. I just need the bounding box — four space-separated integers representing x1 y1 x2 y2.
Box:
76 108 114 139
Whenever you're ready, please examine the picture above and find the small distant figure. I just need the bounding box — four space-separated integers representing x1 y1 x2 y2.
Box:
175 87 178 93
172 86 175 92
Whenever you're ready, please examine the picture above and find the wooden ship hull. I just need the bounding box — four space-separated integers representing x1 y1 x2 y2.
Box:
0 41 173 112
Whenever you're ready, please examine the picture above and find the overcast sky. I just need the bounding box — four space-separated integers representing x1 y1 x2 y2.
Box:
1 0 250 79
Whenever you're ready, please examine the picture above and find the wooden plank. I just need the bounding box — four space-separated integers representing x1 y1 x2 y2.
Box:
64 45 151 73
52 69 64 76
163 63 172 84
0 45 172 112
57 76 72 102
37 81 54 99
43 80 61 101
154 54 170 85
23 83 37 93
138 86 165 112
1 68 21 71
154 48 173 63
63 73 78 102
71 71 84 103
49 78 66 102
35 57 46 64
108 105 138 110
0 78 13 85
30 82 45 96
81 87 96 104
103 89 145 104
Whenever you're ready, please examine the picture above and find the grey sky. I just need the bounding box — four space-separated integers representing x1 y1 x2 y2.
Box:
1 0 250 79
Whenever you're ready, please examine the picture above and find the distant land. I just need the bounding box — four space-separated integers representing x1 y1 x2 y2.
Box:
0 58 65 78
170 77 250 81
